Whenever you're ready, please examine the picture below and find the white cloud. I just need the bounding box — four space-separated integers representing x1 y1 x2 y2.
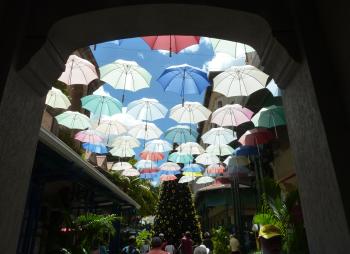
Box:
202 53 246 72
93 86 112 97
180 44 200 53
200 37 212 46
138 52 144 59
157 50 170 55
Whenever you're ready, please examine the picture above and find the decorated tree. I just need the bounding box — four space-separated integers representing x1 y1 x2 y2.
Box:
154 179 202 244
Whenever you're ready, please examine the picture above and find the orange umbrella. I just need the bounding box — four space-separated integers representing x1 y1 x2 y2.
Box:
140 151 164 161
160 174 177 182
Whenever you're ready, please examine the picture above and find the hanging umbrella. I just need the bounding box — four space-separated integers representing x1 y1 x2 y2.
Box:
140 151 165 161
195 153 220 165
144 139 172 153
177 142 205 155
135 160 157 170
74 129 105 144
55 111 91 130
183 171 203 177
58 55 98 85
140 168 160 174
168 152 193 164
206 144 234 156
182 163 204 173
110 135 140 148
209 38 255 59
96 119 127 145
157 64 209 105
122 168 140 177
213 65 269 97
128 122 163 140
127 98 167 121
160 174 177 182
251 105 286 137
159 162 181 171
206 163 226 174
109 146 135 157
99 59 152 102
104 108 143 129
81 95 122 123
238 128 274 147
111 162 133 171
179 175 197 183
196 176 215 184
164 125 198 144
201 127 236 145
82 142 108 154
235 146 258 156
142 35 201 57
140 173 158 179
170 102 211 124
211 104 253 127
45 87 71 109
224 155 249 167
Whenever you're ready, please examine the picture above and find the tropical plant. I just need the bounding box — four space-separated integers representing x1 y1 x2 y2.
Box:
211 226 230 254
136 229 153 249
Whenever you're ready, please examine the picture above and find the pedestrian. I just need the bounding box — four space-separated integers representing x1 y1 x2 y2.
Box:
121 235 140 254
229 233 240 254
202 232 213 253
140 238 151 254
180 231 194 254
159 233 168 251
258 224 283 254
193 244 209 254
148 237 170 254
165 239 176 254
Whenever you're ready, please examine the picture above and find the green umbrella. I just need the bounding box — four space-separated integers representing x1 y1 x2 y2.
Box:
251 105 286 137
55 111 91 130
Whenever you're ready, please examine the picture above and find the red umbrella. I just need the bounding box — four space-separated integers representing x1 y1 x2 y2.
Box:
160 174 177 182
140 168 160 174
238 128 274 147
206 163 226 174
142 35 201 56
140 151 164 161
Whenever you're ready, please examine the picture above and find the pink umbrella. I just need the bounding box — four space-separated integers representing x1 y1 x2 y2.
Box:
142 35 201 56
211 104 254 127
140 151 165 161
238 128 274 147
160 174 177 182
206 163 226 174
74 130 104 144
140 168 160 174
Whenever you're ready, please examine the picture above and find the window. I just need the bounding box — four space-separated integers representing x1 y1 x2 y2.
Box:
217 100 223 109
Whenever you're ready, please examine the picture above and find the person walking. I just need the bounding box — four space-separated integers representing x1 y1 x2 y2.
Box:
140 238 151 254
121 235 140 254
159 233 168 251
193 244 209 254
148 237 170 254
202 232 213 253
165 239 176 254
229 233 240 254
180 231 194 254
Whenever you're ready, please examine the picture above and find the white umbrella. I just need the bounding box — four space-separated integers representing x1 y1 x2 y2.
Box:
196 176 215 184
195 153 220 165
96 120 127 145
144 139 172 153
74 129 105 145
206 144 235 156
201 127 236 145
179 175 197 184
111 162 133 171
127 98 167 122
169 102 211 124
213 65 268 97
122 168 140 177
58 55 98 85
110 135 140 148
55 111 91 130
209 38 255 59
224 155 250 167
99 59 152 102
136 160 157 169
110 146 135 157
128 122 163 140
45 87 71 109
211 104 254 127
177 142 205 155
159 162 181 171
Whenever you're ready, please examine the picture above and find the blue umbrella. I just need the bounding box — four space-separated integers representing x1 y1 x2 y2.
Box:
140 173 159 179
159 170 181 175
168 152 193 164
82 142 108 154
235 146 258 156
157 64 209 105
182 163 204 172
164 125 198 144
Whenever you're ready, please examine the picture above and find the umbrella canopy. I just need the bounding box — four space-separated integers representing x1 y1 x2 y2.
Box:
74 129 105 144
110 135 140 148
251 105 286 137
168 152 193 164
209 38 255 58
235 146 258 156
159 162 181 171
135 160 158 169
196 176 215 184
206 163 226 174
104 108 143 129
111 162 133 171
201 127 236 145
96 120 127 145
195 153 220 165
109 146 135 157
177 142 205 155
213 65 269 97
164 125 198 144
170 102 211 123
206 144 234 156
99 59 152 102
160 174 177 182
140 173 158 179
128 122 163 140
140 168 160 174
142 35 201 56
127 98 167 121
45 87 71 109
238 128 274 146
81 95 122 120
179 175 197 183
183 172 203 177
211 104 254 127
182 163 204 172
55 111 91 130
144 139 172 153
140 151 165 161
82 142 108 154
224 155 250 167
122 168 140 177
58 55 98 85
157 64 209 104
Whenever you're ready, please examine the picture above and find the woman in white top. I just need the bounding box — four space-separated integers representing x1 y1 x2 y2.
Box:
165 239 176 254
